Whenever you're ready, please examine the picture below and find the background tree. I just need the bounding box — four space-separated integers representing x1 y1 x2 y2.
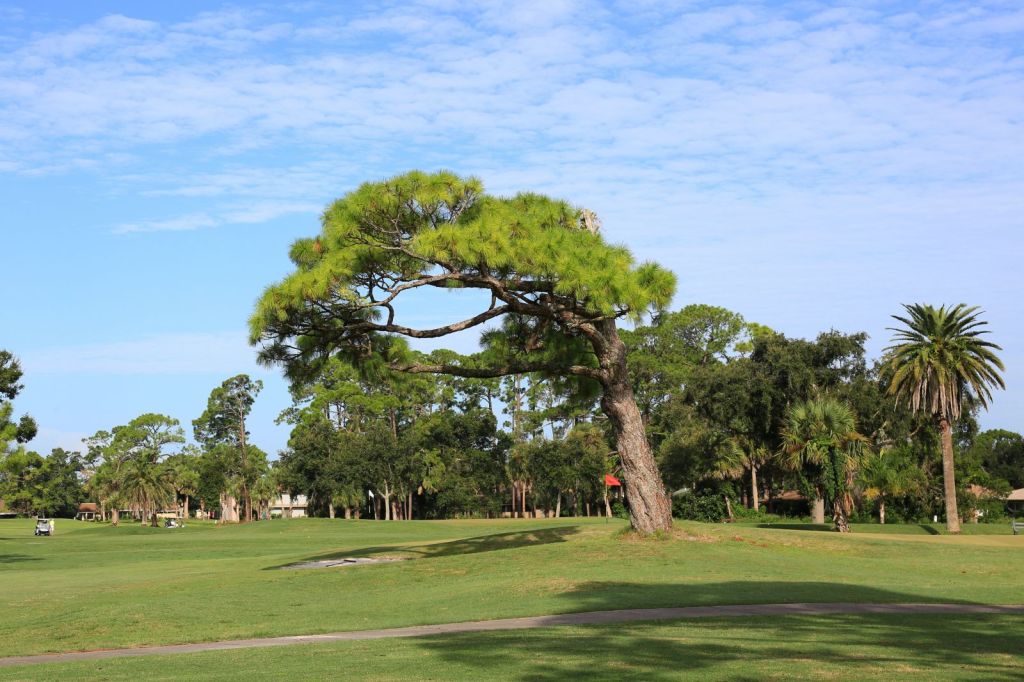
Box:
858 446 925 524
781 397 868 532
884 304 1005 533
250 171 676 533
194 375 264 522
964 429 1024 490
0 350 37 453
86 414 184 525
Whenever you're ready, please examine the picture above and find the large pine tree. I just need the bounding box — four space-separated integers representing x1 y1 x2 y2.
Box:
250 171 676 533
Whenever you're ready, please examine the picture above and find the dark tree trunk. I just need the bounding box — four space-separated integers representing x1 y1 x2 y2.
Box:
598 323 672 534
832 497 850 533
937 415 961 534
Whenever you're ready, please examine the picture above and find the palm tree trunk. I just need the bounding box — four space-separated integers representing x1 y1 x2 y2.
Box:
751 463 760 512
879 500 886 525
938 416 962 533
811 494 825 524
832 498 850 532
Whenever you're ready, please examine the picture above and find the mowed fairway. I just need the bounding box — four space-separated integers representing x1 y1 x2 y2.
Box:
1 518 1022 679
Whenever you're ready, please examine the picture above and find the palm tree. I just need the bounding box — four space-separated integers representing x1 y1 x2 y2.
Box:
884 304 1005 533
781 397 868 532
717 436 771 512
859 447 924 524
120 459 176 527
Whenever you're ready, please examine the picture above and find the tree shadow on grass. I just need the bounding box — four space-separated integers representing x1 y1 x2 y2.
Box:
418 582 1024 680
753 523 834 532
919 524 942 535
0 553 40 565
266 526 581 570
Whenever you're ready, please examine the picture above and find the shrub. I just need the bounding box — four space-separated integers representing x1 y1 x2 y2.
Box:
671 491 728 523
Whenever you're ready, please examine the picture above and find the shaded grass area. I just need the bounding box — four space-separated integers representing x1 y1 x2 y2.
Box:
2 614 1022 681
1 517 1021 658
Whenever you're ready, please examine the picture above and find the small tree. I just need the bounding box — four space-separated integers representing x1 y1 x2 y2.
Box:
251 171 676 533
781 397 867 532
859 447 924 524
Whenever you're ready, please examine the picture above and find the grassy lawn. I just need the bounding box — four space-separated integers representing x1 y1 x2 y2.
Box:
1 614 1022 681
1 516 1021 676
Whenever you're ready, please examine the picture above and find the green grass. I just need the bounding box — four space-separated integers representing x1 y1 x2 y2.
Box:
736 520 1018 535
1 516 1022 677
2 615 1022 681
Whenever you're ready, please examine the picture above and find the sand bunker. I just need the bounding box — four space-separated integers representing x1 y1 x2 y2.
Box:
281 557 407 570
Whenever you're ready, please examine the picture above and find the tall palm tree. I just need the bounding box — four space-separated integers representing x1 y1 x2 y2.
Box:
884 304 1004 533
781 397 867 532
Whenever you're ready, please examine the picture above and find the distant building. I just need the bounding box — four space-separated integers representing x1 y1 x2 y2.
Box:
1008 488 1024 515
75 503 99 521
270 493 308 518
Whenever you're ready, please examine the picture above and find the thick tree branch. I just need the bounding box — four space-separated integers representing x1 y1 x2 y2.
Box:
392 360 607 383
351 305 511 339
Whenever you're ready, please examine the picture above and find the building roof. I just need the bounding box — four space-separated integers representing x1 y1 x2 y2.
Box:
78 502 99 512
967 484 998 498
1008 488 1024 502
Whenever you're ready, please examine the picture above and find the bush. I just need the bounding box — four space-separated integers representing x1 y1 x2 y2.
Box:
731 505 784 524
610 499 630 520
671 491 728 523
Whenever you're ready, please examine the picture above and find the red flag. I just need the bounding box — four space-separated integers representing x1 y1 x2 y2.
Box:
604 474 621 487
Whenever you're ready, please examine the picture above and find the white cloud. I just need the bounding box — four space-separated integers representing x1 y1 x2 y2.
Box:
113 212 217 234
20 332 262 375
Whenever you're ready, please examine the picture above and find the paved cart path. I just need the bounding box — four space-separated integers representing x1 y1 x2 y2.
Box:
2 603 1022 668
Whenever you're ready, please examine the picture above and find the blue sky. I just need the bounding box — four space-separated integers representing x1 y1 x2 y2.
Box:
2 1 1022 457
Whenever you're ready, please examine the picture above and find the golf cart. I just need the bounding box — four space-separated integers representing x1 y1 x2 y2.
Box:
34 518 53 536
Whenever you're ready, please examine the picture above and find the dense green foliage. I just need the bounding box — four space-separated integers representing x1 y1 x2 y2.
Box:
0 350 36 454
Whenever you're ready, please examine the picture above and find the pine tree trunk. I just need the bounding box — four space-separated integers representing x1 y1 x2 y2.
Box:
599 380 671 534
555 493 561 519
328 503 335 519
879 501 886 525
937 416 961 534
597 322 672 534
604 488 612 517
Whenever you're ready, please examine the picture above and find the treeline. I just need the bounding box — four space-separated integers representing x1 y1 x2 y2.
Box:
2 304 1021 527
270 304 1021 527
